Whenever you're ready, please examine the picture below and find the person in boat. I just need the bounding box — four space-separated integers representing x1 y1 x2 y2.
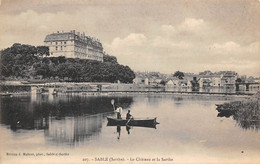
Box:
126 110 133 125
126 110 133 120
115 105 122 119
117 112 122 119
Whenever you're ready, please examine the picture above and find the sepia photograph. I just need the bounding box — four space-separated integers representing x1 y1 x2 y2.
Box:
0 0 260 163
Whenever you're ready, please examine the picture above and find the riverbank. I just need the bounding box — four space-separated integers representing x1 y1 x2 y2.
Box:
216 91 260 130
1 81 257 97
1 90 253 100
105 91 253 98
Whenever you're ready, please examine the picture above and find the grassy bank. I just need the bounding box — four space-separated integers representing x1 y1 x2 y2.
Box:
216 91 260 130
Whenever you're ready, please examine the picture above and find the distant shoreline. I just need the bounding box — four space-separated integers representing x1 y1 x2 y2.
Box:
1 90 253 98
0 80 256 97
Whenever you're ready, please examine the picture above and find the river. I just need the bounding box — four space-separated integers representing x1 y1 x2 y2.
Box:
0 94 259 164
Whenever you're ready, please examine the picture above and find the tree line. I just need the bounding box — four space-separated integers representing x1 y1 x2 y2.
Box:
0 43 135 83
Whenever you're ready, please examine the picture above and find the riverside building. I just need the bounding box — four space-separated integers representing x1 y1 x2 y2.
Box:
44 30 103 62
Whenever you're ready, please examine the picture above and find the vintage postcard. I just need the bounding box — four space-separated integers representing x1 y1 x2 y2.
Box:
0 0 260 164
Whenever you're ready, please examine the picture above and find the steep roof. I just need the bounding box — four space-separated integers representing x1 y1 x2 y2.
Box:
44 32 73 42
198 75 221 78
44 31 103 50
222 72 236 77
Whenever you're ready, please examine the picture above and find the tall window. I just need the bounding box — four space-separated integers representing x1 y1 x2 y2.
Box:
56 46 58 51
61 46 63 51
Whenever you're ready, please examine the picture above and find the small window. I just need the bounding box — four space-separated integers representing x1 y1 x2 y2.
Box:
64 42 66 44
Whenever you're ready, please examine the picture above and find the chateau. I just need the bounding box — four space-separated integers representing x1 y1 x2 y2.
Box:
44 30 103 62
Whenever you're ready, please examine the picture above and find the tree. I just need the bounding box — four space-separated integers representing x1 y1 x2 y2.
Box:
35 63 53 78
36 46 49 57
103 54 117 64
1 43 136 83
173 71 184 79
67 63 81 81
0 51 15 77
56 63 69 79
1 43 38 78
199 70 213 75
236 78 242 83
160 80 167 86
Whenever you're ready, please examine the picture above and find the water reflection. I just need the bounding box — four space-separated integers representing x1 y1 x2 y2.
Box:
116 125 131 140
0 95 133 131
126 125 131 134
107 121 157 129
45 114 106 146
109 124 155 140
1 94 260 163
117 126 121 140
107 119 158 140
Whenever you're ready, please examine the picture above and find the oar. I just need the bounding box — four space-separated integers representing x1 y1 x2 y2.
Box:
111 99 115 111
126 117 133 125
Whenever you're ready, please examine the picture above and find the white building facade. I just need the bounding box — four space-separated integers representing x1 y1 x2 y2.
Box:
44 30 103 62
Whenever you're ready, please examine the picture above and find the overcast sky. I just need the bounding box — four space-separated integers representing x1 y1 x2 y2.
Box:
0 0 259 76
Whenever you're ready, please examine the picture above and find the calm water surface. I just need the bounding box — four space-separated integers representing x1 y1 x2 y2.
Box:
0 94 259 163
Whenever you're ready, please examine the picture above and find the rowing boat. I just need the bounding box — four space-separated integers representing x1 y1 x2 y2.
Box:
107 116 159 128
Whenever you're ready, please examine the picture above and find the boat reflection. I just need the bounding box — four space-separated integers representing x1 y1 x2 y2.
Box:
108 123 157 140
126 125 131 134
117 125 131 140
107 122 157 129
107 119 157 140
117 125 121 140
